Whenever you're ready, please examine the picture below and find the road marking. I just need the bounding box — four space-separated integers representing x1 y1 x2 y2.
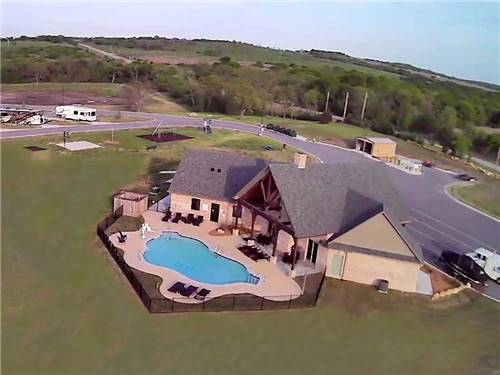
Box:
443 184 500 223
405 225 456 252
409 217 478 251
411 207 499 248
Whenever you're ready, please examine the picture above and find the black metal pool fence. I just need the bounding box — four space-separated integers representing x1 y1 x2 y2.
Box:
96 211 325 313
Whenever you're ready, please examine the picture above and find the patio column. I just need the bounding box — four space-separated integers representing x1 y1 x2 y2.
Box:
250 210 257 236
290 237 298 271
272 227 278 256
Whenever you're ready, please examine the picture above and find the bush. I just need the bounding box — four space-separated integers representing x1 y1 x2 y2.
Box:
265 123 296 137
295 111 321 121
319 111 332 124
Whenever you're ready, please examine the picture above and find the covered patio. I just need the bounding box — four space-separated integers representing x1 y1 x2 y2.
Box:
234 167 316 277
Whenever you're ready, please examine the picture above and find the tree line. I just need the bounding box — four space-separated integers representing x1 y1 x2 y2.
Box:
2 37 499 158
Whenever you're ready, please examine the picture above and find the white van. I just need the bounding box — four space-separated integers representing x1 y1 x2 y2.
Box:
55 105 97 122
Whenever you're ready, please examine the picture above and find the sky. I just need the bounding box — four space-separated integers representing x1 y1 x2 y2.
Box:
2 2 499 84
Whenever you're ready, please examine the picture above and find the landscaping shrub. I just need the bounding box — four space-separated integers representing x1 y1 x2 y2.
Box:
319 111 332 124
265 123 297 137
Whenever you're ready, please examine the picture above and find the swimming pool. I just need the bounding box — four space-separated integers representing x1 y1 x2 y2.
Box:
144 232 259 285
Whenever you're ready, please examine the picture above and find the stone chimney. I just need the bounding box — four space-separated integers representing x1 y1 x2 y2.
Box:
294 152 307 169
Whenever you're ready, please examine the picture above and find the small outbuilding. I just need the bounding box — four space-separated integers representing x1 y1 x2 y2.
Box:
113 191 148 217
356 137 397 162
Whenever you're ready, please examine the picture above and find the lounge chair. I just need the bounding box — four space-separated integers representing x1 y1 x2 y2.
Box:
171 213 182 223
179 285 197 297
162 210 172 222
186 213 195 224
194 288 211 301
168 281 185 293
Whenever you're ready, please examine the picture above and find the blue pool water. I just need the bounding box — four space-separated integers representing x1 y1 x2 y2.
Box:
144 232 259 285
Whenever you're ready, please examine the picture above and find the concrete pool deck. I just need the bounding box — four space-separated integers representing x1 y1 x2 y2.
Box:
109 211 302 304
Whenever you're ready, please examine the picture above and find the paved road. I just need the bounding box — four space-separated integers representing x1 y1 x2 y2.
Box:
2 106 499 300
471 156 500 173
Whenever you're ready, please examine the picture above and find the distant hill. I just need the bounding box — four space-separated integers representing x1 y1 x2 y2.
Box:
80 36 498 91
308 49 499 92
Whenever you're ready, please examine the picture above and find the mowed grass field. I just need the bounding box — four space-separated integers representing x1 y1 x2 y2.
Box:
450 180 500 219
2 128 499 374
88 41 398 77
1 82 125 96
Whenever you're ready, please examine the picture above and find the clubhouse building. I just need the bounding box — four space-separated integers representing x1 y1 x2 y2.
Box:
169 150 424 293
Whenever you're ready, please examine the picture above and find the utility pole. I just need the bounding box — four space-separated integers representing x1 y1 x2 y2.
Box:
342 91 350 121
324 91 330 112
360 91 368 121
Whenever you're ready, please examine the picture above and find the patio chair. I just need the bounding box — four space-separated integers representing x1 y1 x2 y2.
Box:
194 288 211 301
171 212 182 223
186 213 195 224
162 210 172 222
118 231 127 243
179 285 198 297
256 234 272 246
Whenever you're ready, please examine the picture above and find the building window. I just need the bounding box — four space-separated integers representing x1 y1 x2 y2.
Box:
191 198 201 210
73 110 78 115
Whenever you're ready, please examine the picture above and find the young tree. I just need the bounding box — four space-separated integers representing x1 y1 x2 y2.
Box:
121 82 148 111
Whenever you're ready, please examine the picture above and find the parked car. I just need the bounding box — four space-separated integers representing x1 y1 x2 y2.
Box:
456 174 477 182
441 250 489 285
423 160 434 168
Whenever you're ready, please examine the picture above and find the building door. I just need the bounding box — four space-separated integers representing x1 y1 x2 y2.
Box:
306 239 319 264
330 253 344 278
210 203 220 222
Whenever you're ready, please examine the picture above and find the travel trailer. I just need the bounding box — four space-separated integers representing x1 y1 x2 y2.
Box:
0 108 47 125
55 105 97 121
466 248 500 283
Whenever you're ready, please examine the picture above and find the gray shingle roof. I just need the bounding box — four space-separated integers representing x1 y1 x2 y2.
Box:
268 162 409 238
169 150 270 202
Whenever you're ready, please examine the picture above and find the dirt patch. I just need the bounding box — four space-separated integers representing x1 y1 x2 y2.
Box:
1 91 127 110
422 265 460 293
137 133 193 143
25 145 48 152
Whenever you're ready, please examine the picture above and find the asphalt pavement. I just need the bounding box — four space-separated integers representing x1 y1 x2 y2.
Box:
2 106 499 300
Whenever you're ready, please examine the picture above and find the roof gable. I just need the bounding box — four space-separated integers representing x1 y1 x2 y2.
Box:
331 211 419 261
169 150 269 202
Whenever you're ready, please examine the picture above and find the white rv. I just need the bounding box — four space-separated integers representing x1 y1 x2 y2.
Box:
55 105 97 122
466 248 500 283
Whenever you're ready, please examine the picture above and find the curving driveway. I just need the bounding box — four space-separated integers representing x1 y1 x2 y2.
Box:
2 106 499 300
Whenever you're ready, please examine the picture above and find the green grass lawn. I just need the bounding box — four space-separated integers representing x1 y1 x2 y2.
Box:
1 82 125 97
2 128 499 374
449 180 500 219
